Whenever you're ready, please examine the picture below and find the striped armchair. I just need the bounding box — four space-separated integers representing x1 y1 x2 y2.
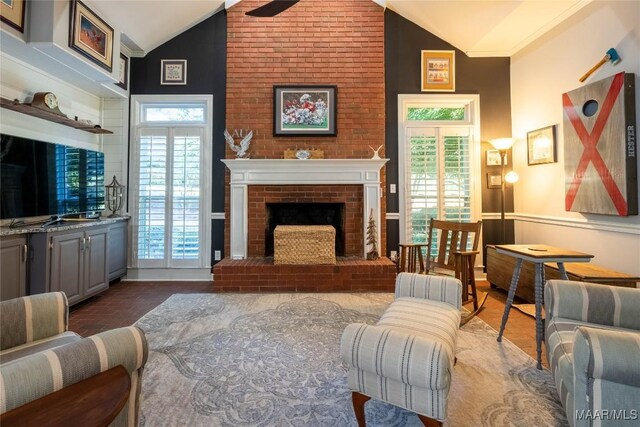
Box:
0 292 147 426
545 280 640 427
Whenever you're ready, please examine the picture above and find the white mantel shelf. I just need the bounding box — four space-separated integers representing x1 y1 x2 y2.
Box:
221 158 389 185
222 158 389 260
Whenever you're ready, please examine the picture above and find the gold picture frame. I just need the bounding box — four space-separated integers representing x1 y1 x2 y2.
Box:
421 50 455 92
1 0 26 33
69 0 114 72
527 125 557 165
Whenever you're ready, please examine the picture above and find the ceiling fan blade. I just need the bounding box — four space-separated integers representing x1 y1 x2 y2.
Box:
245 0 299 17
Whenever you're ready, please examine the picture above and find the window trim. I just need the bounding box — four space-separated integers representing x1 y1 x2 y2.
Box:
397 94 482 245
129 95 213 275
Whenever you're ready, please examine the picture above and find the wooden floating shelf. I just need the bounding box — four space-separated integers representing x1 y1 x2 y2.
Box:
0 97 113 135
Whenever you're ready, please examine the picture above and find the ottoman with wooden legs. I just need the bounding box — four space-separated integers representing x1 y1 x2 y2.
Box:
340 273 461 426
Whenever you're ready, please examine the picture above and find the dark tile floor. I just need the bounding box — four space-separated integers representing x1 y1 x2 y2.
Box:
69 278 546 367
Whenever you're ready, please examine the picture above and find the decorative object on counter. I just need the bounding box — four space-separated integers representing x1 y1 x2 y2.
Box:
563 72 637 216
527 125 556 165
579 48 621 83
105 176 125 217
0 0 26 33
273 86 337 136
161 59 187 85
224 129 252 158
369 145 383 159
69 0 114 72
421 50 455 92
116 53 128 90
29 92 66 117
366 209 379 261
283 149 324 159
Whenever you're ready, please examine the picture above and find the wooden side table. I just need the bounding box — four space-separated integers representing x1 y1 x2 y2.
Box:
397 243 426 274
494 244 594 369
0 365 130 427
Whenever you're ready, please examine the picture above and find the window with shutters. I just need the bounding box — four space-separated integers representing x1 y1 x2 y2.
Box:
398 95 481 252
130 96 212 275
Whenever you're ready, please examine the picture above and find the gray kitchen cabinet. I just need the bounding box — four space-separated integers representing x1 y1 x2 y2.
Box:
0 235 28 301
108 220 128 281
31 224 109 305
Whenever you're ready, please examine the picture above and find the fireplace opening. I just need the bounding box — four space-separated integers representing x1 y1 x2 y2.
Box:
265 203 345 256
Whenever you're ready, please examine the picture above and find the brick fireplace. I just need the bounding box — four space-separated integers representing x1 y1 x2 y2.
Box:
213 159 396 292
222 159 387 260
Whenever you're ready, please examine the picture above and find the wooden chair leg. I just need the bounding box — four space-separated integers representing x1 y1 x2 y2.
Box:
417 414 443 426
352 392 371 427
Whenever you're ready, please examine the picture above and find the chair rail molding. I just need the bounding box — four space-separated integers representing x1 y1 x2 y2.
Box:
481 212 640 235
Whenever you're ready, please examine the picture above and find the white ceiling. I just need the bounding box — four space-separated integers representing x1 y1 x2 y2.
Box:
88 0 590 57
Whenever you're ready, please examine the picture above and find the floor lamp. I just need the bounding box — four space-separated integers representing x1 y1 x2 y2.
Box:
488 138 518 243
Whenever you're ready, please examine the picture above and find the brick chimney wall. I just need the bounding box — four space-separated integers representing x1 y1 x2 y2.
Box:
225 0 386 257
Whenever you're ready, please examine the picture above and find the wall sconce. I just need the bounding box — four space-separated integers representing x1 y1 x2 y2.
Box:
105 176 125 218
488 138 516 243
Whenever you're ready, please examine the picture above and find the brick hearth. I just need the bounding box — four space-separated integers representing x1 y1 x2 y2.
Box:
212 257 396 292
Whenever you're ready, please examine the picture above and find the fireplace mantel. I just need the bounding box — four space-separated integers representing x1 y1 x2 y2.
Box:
222 158 389 260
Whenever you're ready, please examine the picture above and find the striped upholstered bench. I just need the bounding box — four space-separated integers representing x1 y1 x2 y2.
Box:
0 292 147 426
341 273 461 426
545 280 640 427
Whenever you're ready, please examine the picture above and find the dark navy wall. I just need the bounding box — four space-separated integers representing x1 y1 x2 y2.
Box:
130 11 227 264
384 9 514 260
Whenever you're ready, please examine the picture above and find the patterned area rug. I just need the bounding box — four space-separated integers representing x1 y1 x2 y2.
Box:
135 293 567 426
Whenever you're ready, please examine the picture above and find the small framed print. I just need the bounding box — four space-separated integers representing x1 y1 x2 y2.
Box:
487 173 502 189
527 125 557 165
161 59 187 85
0 0 26 33
421 50 455 92
486 149 507 166
116 53 128 90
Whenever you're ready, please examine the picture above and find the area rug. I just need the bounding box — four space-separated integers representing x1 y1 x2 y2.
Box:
135 294 567 426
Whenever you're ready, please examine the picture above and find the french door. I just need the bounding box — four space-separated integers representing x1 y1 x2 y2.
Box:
129 96 212 274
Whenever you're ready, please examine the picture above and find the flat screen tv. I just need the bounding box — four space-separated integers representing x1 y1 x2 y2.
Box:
0 134 105 220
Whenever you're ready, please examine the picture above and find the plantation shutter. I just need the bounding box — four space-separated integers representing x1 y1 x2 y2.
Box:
405 126 473 244
171 128 202 260
137 128 168 262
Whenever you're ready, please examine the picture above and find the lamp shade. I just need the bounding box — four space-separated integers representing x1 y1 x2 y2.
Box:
488 138 515 150
505 171 519 184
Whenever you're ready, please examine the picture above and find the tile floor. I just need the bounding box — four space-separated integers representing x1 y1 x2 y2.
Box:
69 278 547 367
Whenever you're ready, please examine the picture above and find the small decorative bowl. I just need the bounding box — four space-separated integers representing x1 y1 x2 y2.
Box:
295 149 311 160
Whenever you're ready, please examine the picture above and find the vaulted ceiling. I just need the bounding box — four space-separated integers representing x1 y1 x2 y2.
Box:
91 0 590 57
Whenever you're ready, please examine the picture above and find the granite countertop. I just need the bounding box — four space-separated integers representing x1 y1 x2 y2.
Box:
0 216 129 237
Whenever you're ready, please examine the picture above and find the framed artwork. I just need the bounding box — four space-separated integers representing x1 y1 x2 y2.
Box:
69 0 114 72
487 173 502 189
116 53 128 90
527 125 557 165
421 50 455 92
161 59 187 85
486 150 507 166
273 85 337 136
0 0 26 32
